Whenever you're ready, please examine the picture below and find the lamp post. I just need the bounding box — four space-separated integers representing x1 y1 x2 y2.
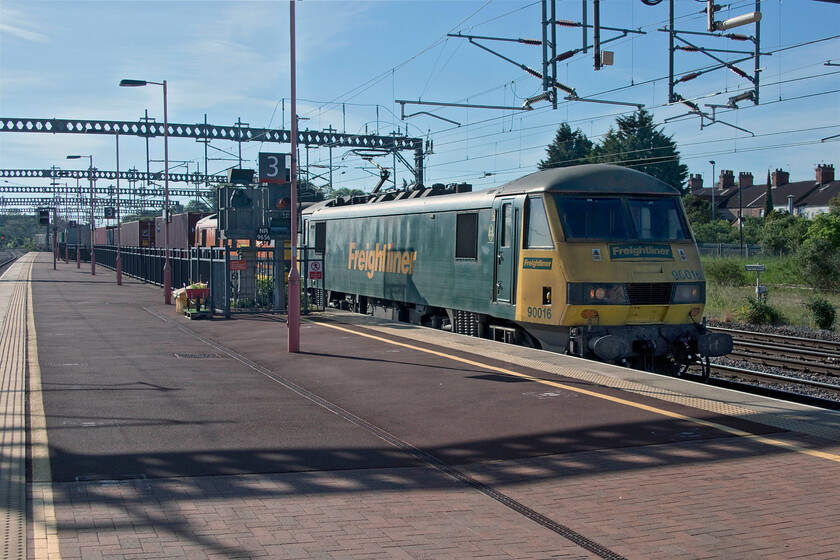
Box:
708 160 716 222
739 181 744 257
288 0 301 352
115 132 122 285
67 154 95 275
120 78 171 304
75 178 80 268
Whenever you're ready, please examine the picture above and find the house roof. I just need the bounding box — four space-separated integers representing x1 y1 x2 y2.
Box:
693 178 840 212
799 181 840 208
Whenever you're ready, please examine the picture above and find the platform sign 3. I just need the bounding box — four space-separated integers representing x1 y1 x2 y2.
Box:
259 153 289 184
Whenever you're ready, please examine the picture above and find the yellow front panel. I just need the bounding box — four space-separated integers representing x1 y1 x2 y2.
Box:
514 250 559 324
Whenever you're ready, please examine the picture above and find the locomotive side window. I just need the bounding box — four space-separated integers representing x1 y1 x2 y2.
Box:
524 196 553 248
628 198 689 240
455 212 478 259
554 196 630 240
314 221 326 255
501 203 513 247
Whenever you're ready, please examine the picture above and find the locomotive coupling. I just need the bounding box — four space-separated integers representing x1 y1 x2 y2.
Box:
697 331 734 357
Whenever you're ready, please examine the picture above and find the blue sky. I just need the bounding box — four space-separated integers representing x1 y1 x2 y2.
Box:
1 0 838 210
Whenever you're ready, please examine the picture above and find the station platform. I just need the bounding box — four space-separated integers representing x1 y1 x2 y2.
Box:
3 252 840 560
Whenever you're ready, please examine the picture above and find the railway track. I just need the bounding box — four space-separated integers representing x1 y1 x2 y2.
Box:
693 325 840 408
710 325 840 376
0 250 22 272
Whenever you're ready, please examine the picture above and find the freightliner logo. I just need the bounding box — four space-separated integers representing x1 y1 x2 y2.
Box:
609 244 673 260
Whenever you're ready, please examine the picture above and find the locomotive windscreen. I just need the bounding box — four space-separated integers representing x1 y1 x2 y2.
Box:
627 198 689 241
554 195 689 241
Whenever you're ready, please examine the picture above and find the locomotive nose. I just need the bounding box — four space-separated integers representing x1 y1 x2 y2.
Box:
698 332 734 357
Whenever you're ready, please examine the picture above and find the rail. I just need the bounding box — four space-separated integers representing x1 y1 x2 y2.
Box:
683 325 840 408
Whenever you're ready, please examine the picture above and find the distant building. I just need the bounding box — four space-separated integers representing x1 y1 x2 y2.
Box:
688 164 838 222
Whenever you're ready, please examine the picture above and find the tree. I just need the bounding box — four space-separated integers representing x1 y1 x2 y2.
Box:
587 109 688 191
120 210 160 222
796 237 840 292
740 216 764 245
537 123 593 170
806 212 840 249
0 211 41 249
691 220 738 243
185 199 212 213
329 187 365 198
682 193 712 226
828 194 840 215
764 171 774 215
759 211 807 255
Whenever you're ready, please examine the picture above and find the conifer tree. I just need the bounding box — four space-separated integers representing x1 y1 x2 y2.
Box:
764 170 774 215
537 123 593 170
586 109 688 191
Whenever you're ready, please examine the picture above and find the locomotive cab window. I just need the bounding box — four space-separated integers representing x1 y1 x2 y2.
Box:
524 196 553 248
455 212 478 259
628 198 689 240
554 196 630 240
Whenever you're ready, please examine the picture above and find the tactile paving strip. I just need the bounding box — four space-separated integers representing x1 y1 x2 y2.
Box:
0 262 28 560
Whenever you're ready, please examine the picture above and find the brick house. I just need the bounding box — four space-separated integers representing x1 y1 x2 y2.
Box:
688 164 838 222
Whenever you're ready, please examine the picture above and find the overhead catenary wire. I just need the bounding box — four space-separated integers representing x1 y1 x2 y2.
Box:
253 2 839 191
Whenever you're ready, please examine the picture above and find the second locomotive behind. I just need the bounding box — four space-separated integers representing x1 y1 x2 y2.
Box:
302 164 732 373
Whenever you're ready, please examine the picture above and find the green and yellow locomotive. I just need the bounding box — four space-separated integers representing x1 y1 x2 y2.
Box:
302 164 732 372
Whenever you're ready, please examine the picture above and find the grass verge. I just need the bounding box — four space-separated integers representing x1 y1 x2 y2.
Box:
702 255 840 333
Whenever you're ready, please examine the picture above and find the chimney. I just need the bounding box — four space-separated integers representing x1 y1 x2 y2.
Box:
719 170 735 189
688 173 704 191
738 172 753 188
771 169 789 187
816 164 835 185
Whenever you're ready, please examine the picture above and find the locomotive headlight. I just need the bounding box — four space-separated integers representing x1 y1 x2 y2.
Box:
672 283 705 304
568 283 629 305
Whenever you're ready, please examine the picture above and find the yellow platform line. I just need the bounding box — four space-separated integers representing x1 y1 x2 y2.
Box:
319 321 840 464
26 258 62 559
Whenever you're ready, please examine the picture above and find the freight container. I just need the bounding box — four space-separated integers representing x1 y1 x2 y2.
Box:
155 212 210 249
120 219 155 247
94 225 117 245
65 225 92 246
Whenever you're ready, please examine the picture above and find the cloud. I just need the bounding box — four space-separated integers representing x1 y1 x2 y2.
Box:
0 5 50 43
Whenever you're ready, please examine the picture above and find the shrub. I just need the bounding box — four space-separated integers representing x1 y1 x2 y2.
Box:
704 259 747 287
736 296 785 325
692 220 738 243
806 296 837 330
257 276 275 308
760 212 808 255
794 238 840 292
